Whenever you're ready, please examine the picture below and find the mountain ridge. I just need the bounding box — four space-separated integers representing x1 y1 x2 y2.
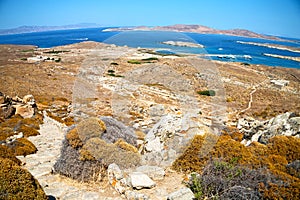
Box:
0 23 102 35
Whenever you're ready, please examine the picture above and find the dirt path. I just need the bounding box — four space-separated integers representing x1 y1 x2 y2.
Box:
235 79 269 118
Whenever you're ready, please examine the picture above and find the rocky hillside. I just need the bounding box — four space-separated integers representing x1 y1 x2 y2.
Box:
0 42 299 199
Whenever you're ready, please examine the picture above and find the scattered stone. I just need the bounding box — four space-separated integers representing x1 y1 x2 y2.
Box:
108 163 124 182
167 187 195 200
238 112 300 145
135 165 165 180
129 172 156 189
0 92 37 119
125 190 149 200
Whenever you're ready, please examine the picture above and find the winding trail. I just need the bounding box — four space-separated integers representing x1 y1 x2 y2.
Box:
235 79 269 118
17 112 121 200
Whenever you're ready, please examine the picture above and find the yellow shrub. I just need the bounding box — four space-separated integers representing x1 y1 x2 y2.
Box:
114 139 138 153
66 128 83 148
13 138 37 156
0 158 47 199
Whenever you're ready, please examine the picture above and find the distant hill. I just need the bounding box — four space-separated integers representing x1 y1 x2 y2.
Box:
103 24 280 40
0 23 102 35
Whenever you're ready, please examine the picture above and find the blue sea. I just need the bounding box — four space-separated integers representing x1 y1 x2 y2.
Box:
0 27 299 69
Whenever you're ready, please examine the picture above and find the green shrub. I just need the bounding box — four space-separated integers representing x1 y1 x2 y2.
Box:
141 57 159 61
127 60 141 64
197 90 216 96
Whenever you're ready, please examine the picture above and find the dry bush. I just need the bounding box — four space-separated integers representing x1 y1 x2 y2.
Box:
55 118 141 182
81 137 140 168
66 127 83 149
173 133 300 199
0 145 21 165
17 125 39 137
114 139 138 153
0 127 14 141
186 159 278 199
54 140 106 182
9 138 37 156
76 117 106 143
0 158 47 199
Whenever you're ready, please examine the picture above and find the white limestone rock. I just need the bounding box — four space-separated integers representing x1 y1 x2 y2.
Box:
129 172 156 189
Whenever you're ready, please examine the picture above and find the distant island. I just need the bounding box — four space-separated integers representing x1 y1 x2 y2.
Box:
102 24 280 40
0 23 102 35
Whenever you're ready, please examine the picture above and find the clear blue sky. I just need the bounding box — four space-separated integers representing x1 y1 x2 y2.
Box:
0 0 299 38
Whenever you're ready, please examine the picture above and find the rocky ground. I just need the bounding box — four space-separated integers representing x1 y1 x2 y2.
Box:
0 42 300 199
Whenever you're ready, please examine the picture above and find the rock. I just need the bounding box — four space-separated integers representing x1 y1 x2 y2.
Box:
288 117 300 135
129 172 156 189
14 104 35 118
5 132 24 144
237 112 300 145
286 160 300 178
149 104 165 117
167 187 195 200
101 116 137 147
146 114 182 144
108 163 124 182
22 94 36 106
145 137 163 152
1 105 16 119
107 163 127 194
125 190 149 200
135 165 165 180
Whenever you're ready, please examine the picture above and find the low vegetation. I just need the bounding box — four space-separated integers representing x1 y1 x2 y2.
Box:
0 112 47 199
0 158 47 199
127 57 159 65
127 60 141 64
54 118 141 181
43 49 69 54
172 132 300 199
197 90 216 96
107 69 124 77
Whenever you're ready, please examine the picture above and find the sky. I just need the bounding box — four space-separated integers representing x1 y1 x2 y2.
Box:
0 0 299 38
